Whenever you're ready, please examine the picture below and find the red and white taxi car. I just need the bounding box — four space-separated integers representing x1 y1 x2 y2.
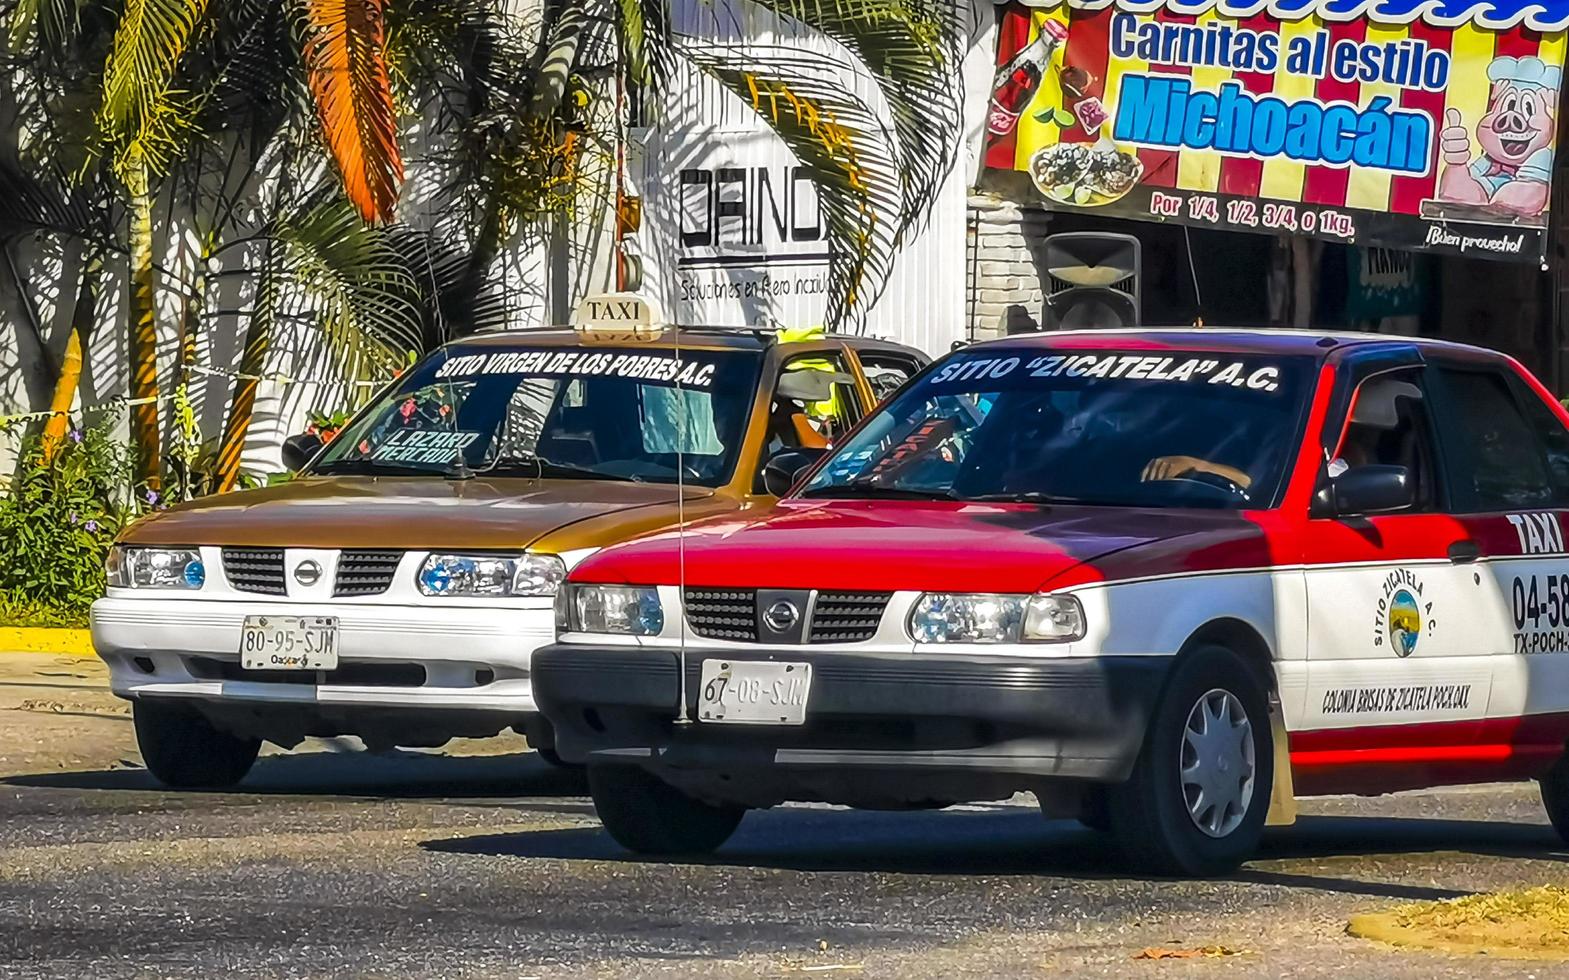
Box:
535 329 1569 875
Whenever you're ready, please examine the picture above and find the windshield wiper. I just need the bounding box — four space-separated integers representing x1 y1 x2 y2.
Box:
312 459 439 477
799 480 957 501
962 491 1090 505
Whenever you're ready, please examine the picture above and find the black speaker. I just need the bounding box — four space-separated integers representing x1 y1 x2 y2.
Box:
1043 232 1140 330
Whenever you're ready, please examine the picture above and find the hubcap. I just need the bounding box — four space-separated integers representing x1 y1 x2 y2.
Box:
1179 688 1256 839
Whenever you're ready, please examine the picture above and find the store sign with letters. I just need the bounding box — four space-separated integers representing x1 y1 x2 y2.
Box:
983 0 1569 261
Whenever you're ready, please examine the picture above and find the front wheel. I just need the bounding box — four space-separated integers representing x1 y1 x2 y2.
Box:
588 765 745 855
133 700 261 789
1537 755 1569 843
1107 645 1273 876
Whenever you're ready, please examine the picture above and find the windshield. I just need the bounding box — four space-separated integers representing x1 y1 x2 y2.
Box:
313 344 762 486
801 347 1314 509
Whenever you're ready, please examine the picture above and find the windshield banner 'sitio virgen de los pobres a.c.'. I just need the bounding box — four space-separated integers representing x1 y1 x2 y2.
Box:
984 0 1569 262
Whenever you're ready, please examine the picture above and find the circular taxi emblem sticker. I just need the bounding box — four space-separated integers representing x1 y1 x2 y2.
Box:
1388 589 1422 657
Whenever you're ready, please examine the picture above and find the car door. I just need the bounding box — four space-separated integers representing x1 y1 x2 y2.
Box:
1299 352 1495 756
1425 359 1569 758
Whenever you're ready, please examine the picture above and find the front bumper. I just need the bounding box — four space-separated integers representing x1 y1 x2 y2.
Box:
533 644 1171 786
91 596 551 715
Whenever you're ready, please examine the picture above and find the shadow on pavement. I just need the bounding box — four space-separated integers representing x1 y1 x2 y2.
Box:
421 808 1568 899
2 749 588 800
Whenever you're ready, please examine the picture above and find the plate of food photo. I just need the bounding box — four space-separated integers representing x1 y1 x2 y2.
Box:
1029 139 1144 207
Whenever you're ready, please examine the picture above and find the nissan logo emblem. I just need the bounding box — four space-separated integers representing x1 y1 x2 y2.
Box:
293 560 322 587
763 599 799 632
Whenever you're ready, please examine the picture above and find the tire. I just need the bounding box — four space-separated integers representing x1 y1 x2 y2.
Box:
133 700 261 789
588 764 745 855
1077 787 1112 833
1538 755 1569 843
521 717 580 770
1107 644 1273 876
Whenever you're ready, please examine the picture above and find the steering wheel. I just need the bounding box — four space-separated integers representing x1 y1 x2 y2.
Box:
1155 471 1248 501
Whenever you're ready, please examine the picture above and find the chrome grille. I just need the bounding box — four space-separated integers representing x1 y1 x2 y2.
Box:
684 588 757 641
334 550 403 597
809 592 892 643
682 589 893 643
222 547 287 596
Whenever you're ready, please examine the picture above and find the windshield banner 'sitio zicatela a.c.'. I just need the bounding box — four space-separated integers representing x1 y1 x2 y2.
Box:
985 0 1568 262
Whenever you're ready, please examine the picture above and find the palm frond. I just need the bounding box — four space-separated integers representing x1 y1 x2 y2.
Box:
611 0 676 93
92 0 208 178
387 224 510 344
684 44 904 329
741 0 964 238
0 156 103 241
7 0 38 53
197 0 297 124
298 0 403 223
273 195 422 379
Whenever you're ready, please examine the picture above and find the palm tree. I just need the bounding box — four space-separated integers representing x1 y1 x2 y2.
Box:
5 0 964 492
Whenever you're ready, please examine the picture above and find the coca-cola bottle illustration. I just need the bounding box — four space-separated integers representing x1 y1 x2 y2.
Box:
986 19 1070 137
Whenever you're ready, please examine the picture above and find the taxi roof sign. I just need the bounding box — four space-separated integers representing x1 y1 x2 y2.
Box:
571 292 666 343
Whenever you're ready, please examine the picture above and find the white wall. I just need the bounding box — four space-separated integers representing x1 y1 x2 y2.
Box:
631 0 991 353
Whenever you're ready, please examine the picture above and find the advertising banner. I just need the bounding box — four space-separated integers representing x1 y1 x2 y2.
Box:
982 0 1569 262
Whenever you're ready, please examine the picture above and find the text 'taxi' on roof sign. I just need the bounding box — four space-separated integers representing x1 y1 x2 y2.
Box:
570 293 667 343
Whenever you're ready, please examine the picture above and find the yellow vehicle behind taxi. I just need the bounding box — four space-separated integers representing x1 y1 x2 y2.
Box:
91 296 927 787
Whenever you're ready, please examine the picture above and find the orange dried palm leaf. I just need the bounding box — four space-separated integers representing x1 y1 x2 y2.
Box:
300 0 403 222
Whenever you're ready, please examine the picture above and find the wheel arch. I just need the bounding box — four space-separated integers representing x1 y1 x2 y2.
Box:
1180 617 1278 694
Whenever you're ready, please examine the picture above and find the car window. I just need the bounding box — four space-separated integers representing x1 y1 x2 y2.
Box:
768 352 859 449
1328 368 1439 513
1508 374 1569 506
312 345 762 487
856 352 923 402
1432 366 1557 511
801 348 1314 509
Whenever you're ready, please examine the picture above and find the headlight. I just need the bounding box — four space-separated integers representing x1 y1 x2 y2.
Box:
908 592 1084 643
106 546 206 590
559 584 664 635
417 553 566 597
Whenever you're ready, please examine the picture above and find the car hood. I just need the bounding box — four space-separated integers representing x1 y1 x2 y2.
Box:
120 476 724 551
569 499 1276 594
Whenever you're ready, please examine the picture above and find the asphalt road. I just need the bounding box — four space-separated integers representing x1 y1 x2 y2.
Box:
4 655 1569 977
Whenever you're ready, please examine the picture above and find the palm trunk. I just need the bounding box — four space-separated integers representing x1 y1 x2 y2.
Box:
125 150 162 491
215 246 278 492
39 254 102 462
455 197 505 337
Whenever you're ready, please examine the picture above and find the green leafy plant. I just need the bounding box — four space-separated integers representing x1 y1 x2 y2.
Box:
0 421 139 622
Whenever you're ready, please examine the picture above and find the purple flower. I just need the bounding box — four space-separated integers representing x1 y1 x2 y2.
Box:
68 510 78 525
144 489 159 505
68 429 83 444
84 519 99 533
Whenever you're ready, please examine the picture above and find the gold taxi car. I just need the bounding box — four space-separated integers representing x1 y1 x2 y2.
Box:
90 296 927 787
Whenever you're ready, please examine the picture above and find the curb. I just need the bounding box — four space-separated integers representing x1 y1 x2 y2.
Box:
0 627 95 657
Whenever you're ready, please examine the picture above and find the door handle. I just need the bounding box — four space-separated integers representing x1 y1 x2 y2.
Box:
1448 540 1480 564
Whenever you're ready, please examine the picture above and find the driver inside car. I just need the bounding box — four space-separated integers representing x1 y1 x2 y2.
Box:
1139 454 1255 491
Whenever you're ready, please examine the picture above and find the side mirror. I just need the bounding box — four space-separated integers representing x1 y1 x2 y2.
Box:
1314 464 1413 517
281 432 324 473
761 446 827 497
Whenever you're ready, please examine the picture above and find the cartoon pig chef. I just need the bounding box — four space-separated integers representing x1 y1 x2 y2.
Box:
1438 55 1562 218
